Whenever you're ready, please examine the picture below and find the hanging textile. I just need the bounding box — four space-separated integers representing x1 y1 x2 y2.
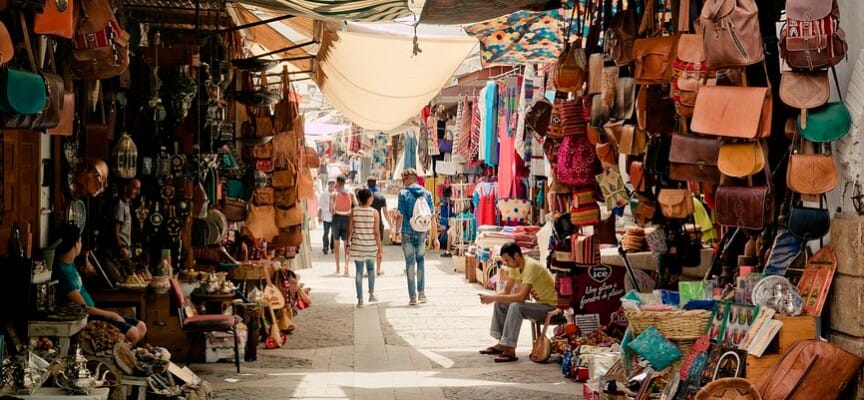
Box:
372 133 388 173
455 95 472 160
498 83 519 199
419 0 561 25
403 131 418 170
463 4 582 66
516 65 536 162
349 124 362 154
481 81 500 166
474 181 499 226
238 0 411 23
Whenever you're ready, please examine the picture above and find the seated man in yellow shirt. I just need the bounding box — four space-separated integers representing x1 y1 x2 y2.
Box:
479 242 557 362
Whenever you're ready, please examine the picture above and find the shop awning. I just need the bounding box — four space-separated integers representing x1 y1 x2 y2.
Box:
313 29 477 130
237 0 411 22
228 4 316 75
463 7 579 66
418 0 562 25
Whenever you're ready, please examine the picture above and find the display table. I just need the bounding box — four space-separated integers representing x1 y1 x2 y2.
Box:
2 387 109 400
90 287 149 320
600 247 714 280
191 292 237 314
27 316 87 355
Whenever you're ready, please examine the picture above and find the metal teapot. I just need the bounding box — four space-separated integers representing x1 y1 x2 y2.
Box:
202 271 221 294
56 347 109 395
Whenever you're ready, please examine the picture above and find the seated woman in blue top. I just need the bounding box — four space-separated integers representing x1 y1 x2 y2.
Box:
54 224 147 345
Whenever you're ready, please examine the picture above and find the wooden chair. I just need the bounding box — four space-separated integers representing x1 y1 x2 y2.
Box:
169 278 240 373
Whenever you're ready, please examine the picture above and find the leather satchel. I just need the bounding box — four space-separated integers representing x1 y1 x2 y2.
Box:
633 195 657 226
715 185 770 230
618 125 646 156
779 70 829 129
222 198 247 222
606 7 638 66
718 140 765 178
275 187 297 208
658 189 694 219
787 199 830 241
0 22 12 65
553 42 587 94
787 144 838 195
755 339 863 400
780 0 846 70
35 0 74 38
637 86 677 133
629 161 646 193
72 0 130 80
699 0 765 68
276 206 303 229
633 35 679 85
254 187 274 205
797 102 851 143
47 92 74 135
252 141 273 159
669 134 721 183
245 202 279 242
691 86 772 139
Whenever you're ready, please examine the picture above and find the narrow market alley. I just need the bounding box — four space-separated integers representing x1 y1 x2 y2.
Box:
190 226 581 400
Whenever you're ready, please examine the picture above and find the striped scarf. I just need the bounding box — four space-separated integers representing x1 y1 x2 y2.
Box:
469 94 481 161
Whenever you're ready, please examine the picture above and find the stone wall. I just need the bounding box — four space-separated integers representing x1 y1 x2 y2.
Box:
828 214 864 398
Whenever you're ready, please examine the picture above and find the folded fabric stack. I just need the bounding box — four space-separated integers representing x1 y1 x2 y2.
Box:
476 226 542 254
621 226 647 252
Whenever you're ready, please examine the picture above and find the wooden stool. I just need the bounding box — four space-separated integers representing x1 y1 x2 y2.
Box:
119 375 148 400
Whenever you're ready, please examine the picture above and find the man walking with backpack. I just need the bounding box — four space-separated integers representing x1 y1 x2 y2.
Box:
397 169 434 306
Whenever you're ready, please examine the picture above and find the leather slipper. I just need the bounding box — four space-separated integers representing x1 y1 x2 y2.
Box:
479 347 504 355
494 354 519 363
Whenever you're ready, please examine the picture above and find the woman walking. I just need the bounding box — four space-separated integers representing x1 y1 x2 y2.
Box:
348 189 383 307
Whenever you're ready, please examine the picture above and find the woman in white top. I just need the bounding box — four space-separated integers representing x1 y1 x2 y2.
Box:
348 188 383 307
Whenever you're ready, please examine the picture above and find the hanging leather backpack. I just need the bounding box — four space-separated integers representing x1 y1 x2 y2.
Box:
780 0 846 70
73 0 130 80
699 0 764 68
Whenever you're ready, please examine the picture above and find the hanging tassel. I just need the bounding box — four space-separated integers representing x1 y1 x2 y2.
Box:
412 23 422 56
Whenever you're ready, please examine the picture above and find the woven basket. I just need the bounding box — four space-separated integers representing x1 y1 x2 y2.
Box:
625 310 711 340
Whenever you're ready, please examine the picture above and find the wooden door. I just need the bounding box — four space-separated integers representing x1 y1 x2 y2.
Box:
0 130 42 254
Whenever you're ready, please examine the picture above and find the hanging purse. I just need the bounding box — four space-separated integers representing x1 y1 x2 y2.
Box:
715 153 772 230
222 198 247 222
276 206 303 228
596 167 629 210
658 189 694 219
787 195 831 241
618 125 646 156
718 140 765 178
252 141 273 159
798 102 852 143
787 140 838 195
669 134 721 183
779 70 829 129
35 0 75 38
636 85 677 134
570 233 600 266
633 195 657 226
245 193 279 242
254 187 274 205
272 158 296 189
633 34 679 85
553 42 587 94
274 187 297 208
297 153 315 200
691 85 772 139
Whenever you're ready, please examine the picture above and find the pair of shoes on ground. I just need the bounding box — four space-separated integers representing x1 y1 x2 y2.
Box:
358 296 379 307
409 294 428 306
440 252 452 258
478 346 518 362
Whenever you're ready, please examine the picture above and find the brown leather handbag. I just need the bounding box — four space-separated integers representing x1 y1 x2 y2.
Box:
669 134 721 183
633 35 679 85
606 7 638 67
275 187 297 208
718 140 765 178
637 86 677 134
691 86 772 139
35 0 74 39
245 201 279 242
222 198 247 222
756 339 863 400
595 142 617 169
252 141 273 159
715 185 770 229
553 42 587 94
787 141 838 195
779 70 829 129
276 206 303 229
658 189 694 219
272 168 295 189
699 0 764 68
303 146 320 169
47 91 74 135
72 0 130 80
618 125 646 156
629 161 646 193
254 187 274 205
0 22 12 65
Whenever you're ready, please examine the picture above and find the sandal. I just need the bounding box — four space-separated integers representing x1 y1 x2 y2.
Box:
377 271 384 276
493 354 519 363
479 347 504 355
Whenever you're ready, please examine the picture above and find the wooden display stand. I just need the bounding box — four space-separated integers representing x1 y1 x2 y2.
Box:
746 315 817 383
465 255 478 283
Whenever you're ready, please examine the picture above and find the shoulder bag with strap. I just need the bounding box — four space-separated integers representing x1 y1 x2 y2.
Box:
780 0 846 70
72 0 130 80
699 0 764 68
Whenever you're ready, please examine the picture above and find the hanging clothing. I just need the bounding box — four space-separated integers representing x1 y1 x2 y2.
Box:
498 84 517 199
470 94 481 161
516 65 536 162
373 133 387 172
403 131 418 170
473 181 498 226
481 81 499 166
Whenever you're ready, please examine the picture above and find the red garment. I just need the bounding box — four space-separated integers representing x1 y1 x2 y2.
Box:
476 183 497 226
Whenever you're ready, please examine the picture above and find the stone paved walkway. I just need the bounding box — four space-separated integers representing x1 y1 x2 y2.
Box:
190 226 584 400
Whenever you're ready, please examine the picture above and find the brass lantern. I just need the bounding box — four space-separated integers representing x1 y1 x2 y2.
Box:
112 132 138 179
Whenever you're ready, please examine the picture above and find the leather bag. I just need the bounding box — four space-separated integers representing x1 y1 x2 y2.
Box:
669 134 721 183
797 102 851 143
691 86 772 139
613 77 636 120
272 158 295 188
780 0 846 70
672 33 717 118
787 199 831 241
0 22 12 65
606 7 638 66
699 0 765 68
715 185 770 230
35 0 74 38
633 195 657 225
629 161 646 193
222 198 247 222
755 339 863 400
275 187 297 208
553 42 587 94
618 125 646 155
718 140 765 178
303 146 320 169
633 35 679 85
276 206 303 228
245 201 279 242
779 70 829 129
530 310 557 363
526 99 553 136
557 134 598 187
297 166 315 200
253 141 273 159
787 142 838 195
0 69 46 116
47 92 74 135
254 187 274 205
658 189 694 219
637 86 677 133
72 0 130 80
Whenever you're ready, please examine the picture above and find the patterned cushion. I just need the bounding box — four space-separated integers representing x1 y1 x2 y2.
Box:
627 325 682 370
497 199 531 225
184 314 235 331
